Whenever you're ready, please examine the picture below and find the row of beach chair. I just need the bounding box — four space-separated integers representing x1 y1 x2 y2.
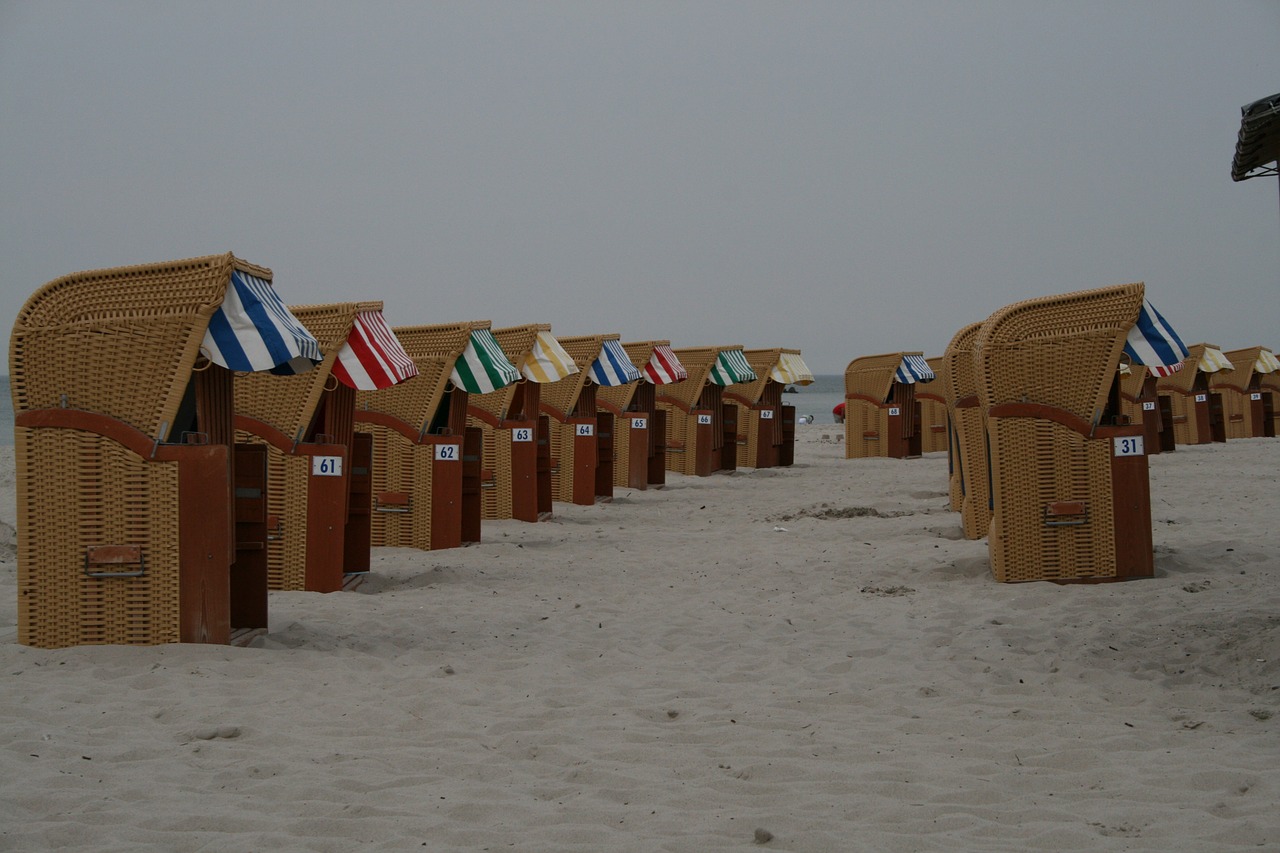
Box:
9 253 816 648
841 282 1277 584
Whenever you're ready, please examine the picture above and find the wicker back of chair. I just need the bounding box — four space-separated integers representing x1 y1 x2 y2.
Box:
10 252 248 439
975 283 1144 424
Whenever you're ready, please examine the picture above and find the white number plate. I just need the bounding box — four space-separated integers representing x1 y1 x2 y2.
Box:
1251 392 1262 401
631 417 647 430
512 427 533 442
1142 401 1156 411
760 409 774 419
312 455 343 476
575 423 594 437
435 444 460 461
1113 436 1145 457
1194 393 1207 403
888 407 901 416
697 414 713 425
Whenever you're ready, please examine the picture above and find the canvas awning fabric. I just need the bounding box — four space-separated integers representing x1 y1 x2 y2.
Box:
451 328 521 394
1255 349 1280 374
519 331 579 383
1198 347 1234 373
894 355 935 384
708 349 757 386
643 345 688 384
588 339 643 386
770 352 815 386
201 269 322 374
331 310 419 390
1122 300 1188 378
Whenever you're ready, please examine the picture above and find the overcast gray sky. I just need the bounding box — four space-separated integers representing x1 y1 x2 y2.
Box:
2 1 1277 374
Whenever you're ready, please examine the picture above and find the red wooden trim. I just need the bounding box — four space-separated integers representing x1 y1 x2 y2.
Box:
1213 383 1249 395
465 406 502 428
987 402 1093 436
722 392 754 407
539 402 570 423
354 410 421 444
916 392 946 403
954 394 980 409
596 400 624 417
655 394 693 413
16 409 157 457
233 414 294 453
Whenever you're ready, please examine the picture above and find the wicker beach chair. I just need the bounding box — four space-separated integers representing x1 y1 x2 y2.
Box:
917 356 950 455
1118 364 1175 454
10 253 321 646
541 334 642 505
1212 347 1280 439
1260 348 1280 438
659 346 756 476
354 322 519 550
596 342 688 489
842 353 936 460
975 283 1187 583
234 302 417 593
1156 344 1233 446
723 349 814 468
942 323 989 536
466 325 578 520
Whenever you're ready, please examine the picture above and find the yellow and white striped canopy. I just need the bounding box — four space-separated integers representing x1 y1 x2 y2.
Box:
770 352 814 386
1197 347 1233 373
519 330 579 383
1255 349 1280 374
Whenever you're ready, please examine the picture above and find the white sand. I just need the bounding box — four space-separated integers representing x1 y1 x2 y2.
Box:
0 428 1277 852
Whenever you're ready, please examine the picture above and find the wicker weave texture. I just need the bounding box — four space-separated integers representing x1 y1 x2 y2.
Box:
540 334 600 420
1215 347 1264 439
666 347 723 409
954 407 991 539
843 400 885 459
367 436 441 549
234 302 372 439
844 353 911 403
977 284 1143 422
659 405 695 476
611 418 635 487
1165 392 1199 445
986 417 1116 582
17 427 182 647
479 429 515 520
392 322 482 358
356 357 453 432
9 253 249 440
547 421 575 502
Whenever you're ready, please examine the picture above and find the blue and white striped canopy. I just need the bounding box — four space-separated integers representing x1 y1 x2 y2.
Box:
894 355 935 384
202 270 322 375
588 339 643 386
1122 300 1188 377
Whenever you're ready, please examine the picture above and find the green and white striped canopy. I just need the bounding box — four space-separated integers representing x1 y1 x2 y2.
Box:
451 328 521 394
708 349 757 386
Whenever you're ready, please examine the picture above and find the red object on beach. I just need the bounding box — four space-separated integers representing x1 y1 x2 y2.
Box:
833 402 846 417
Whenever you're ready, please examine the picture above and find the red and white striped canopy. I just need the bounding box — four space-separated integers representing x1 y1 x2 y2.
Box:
643 344 688 385
331 310 419 390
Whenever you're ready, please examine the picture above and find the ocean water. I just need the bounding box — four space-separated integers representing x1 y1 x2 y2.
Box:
781 373 845 424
